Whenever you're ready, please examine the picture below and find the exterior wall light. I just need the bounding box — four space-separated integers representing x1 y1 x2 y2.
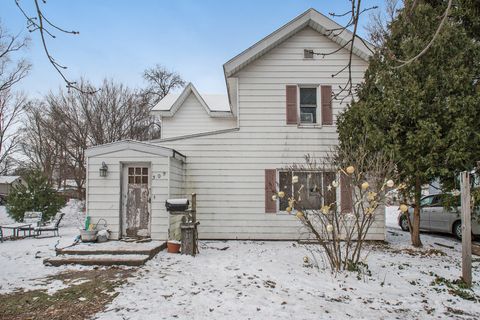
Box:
99 162 108 177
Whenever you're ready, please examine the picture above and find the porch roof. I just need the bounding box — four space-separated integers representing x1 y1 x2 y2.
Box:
85 140 186 161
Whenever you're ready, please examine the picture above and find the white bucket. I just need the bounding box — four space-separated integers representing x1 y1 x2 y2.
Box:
80 229 97 242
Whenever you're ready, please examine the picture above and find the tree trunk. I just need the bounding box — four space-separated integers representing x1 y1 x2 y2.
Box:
410 176 423 247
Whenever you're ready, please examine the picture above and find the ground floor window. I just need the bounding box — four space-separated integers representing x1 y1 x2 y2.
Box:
278 171 336 211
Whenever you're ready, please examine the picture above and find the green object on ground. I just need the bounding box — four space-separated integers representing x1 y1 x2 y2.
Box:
84 216 91 231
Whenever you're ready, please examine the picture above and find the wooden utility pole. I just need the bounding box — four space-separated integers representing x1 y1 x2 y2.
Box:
460 171 472 287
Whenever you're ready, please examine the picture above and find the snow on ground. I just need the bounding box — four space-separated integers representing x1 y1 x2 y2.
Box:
386 205 401 229
95 219 480 319
0 200 88 294
0 206 14 225
2 205 479 319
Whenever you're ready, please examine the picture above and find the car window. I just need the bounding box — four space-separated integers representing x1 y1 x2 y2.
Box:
420 196 434 207
440 194 461 208
430 195 443 207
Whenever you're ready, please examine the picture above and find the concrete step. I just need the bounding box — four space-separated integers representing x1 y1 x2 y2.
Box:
44 254 151 267
56 241 166 258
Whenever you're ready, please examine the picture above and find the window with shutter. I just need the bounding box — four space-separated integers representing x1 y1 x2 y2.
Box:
277 171 336 211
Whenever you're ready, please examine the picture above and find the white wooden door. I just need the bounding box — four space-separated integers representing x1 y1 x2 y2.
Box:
122 164 151 238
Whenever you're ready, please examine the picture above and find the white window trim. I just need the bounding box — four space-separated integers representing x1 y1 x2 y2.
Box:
297 85 322 128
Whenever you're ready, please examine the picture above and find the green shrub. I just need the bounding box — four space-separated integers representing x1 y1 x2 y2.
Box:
6 170 66 222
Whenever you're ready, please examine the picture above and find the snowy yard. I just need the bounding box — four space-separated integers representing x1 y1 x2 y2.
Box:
1 204 479 319
95 232 480 320
0 200 89 294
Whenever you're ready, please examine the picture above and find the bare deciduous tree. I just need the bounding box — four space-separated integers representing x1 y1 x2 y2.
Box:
365 0 400 47
0 90 27 174
21 100 65 185
143 64 185 106
21 78 165 198
0 24 30 174
85 79 162 144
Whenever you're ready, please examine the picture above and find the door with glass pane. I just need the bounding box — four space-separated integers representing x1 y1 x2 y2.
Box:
122 164 150 238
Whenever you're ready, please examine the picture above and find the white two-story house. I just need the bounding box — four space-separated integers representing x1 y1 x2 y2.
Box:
85 8 380 241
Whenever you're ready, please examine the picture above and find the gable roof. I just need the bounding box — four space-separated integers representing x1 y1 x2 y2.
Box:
152 83 233 118
85 139 186 161
0 176 21 184
223 8 373 78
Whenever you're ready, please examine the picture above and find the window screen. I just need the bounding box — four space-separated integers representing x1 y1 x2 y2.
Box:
300 88 317 124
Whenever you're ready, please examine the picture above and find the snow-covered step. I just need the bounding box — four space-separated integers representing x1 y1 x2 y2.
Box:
44 254 151 267
56 240 166 257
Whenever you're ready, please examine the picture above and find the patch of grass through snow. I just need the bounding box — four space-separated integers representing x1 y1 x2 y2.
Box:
429 272 479 302
0 267 134 320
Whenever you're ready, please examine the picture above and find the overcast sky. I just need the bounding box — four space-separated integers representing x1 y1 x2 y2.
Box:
1 0 385 97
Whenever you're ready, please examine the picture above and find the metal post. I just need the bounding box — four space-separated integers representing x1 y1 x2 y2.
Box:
191 193 197 255
460 171 472 287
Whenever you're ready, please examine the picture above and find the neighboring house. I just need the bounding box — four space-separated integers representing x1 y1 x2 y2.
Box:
85 8 378 240
0 176 25 196
56 179 83 200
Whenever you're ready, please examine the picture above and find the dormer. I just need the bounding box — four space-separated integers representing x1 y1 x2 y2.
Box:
151 83 236 139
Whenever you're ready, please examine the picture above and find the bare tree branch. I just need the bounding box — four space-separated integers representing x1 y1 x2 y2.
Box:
308 0 377 103
364 0 400 48
142 64 186 106
393 0 452 68
15 0 95 93
0 24 30 93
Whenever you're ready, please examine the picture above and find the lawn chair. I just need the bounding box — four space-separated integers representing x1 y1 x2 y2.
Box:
19 212 43 237
35 213 65 237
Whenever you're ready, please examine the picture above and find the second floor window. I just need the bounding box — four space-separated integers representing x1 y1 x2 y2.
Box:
299 87 317 124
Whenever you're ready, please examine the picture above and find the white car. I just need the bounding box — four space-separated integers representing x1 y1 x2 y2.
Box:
398 194 480 239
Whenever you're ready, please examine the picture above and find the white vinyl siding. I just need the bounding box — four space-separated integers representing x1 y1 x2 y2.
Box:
168 156 186 240
154 27 382 240
161 93 236 139
86 149 171 240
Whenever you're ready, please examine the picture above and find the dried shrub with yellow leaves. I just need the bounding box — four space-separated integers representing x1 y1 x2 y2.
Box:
274 143 397 273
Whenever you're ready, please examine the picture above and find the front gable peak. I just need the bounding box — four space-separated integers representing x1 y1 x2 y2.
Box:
223 8 373 78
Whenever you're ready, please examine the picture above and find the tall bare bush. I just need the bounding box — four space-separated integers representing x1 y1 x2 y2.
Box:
273 142 397 273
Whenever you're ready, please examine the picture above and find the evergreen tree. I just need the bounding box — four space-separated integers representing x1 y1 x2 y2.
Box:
337 0 480 247
6 170 66 222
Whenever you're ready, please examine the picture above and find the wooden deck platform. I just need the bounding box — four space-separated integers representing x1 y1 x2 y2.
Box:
44 240 166 267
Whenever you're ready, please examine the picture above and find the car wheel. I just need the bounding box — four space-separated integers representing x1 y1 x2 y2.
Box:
453 221 462 240
400 216 409 231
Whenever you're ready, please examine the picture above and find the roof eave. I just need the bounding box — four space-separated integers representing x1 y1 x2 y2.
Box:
223 8 373 78
153 83 233 118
